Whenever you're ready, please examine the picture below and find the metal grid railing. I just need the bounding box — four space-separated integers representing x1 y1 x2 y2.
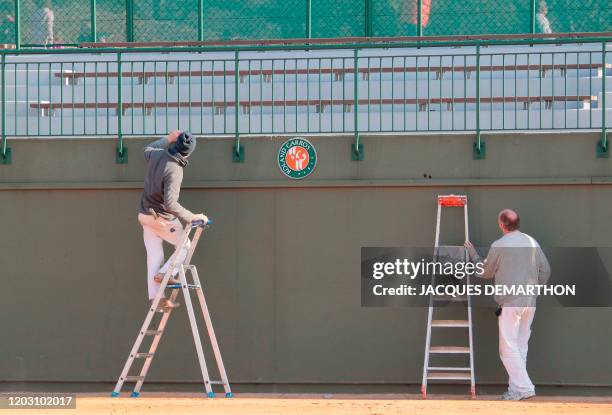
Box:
1 0 610 47
0 36 609 165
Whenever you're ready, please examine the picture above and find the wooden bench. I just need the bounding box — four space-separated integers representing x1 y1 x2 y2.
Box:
30 94 595 117
54 63 611 85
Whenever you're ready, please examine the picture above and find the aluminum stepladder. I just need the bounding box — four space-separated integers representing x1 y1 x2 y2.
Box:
111 219 232 398
421 195 475 399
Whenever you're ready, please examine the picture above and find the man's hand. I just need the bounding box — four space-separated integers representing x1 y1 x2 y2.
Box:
192 213 209 224
464 240 478 260
167 130 181 144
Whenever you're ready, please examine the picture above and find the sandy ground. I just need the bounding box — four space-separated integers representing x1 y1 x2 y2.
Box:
8 393 612 415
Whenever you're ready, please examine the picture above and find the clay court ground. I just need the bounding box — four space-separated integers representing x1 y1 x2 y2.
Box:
7 393 612 415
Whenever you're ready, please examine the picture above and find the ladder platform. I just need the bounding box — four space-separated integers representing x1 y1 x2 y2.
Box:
427 372 472 380
438 194 467 207
430 346 470 354
167 283 201 289
431 320 469 327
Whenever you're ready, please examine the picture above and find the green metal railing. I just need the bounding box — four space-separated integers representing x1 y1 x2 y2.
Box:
1 0 610 47
0 36 609 166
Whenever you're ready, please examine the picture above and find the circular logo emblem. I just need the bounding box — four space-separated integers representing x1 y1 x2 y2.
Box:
277 138 317 179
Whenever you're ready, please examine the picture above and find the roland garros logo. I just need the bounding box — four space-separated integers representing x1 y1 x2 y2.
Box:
277 138 317 179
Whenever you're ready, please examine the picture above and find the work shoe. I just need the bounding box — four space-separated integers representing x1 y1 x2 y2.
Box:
153 298 181 312
501 390 536 401
154 273 180 285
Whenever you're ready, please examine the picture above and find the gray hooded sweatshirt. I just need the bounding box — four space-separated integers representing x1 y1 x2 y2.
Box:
139 137 195 224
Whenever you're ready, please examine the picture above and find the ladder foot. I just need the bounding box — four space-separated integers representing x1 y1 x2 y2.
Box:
421 385 427 400
110 392 120 398
207 392 216 398
470 386 476 398
130 392 140 398
225 392 234 398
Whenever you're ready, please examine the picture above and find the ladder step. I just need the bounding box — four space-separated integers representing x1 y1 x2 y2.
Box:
427 372 472 380
124 376 145 382
134 353 154 359
432 319 469 328
209 381 226 385
433 295 467 302
428 366 472 371
167 284 201 289
430 346 470 354
144 330 163 336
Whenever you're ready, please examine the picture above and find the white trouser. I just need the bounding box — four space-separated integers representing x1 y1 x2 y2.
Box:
138 213 191 300
498 305 536 394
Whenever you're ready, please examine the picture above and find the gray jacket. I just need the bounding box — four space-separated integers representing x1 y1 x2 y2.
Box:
139 137 195 224
474 230 551 306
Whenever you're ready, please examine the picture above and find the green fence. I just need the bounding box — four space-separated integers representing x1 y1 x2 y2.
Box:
0 36 609 166
0 0 610 47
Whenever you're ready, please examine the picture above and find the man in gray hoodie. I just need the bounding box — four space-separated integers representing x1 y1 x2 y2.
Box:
138 130 208 309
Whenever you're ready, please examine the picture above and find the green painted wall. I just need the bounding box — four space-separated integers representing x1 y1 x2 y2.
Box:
0 133 611 388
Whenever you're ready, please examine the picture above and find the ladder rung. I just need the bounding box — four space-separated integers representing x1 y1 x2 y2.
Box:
209 381 226 385
428 366 471 371
427 372 471 380
144 330 163 336
134 353 154 359
124 376 145 382
433 295 467 302
167 284 201 289
430 346 470 354
432 319 469 328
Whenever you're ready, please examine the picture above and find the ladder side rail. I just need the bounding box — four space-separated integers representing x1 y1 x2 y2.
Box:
183 225 203 265
190 266 232 396
422 202 443 398
179 264 214 396
464 202 476 397
111 247 187 395
132 288 181 395
112 227 192 396
467 271 476 397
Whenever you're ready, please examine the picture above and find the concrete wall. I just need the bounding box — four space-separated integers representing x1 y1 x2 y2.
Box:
1 132 611 388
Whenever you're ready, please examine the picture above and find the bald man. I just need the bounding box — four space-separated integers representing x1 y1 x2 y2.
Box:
465 209 550 401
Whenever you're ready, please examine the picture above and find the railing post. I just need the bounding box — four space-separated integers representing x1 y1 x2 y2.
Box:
529 0 536 34
474 43 486 159
14 0 20 49
126 0 134 42
416 0 423 37
364 0 373 37
232 50 244 162
306 0 312 38
352 48 363 161
597 41 609 157
90 0 97 42
198 0 204 42
0 53 10 164
116 52 128 163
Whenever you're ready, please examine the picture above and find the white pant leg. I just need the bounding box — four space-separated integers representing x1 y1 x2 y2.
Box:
142 225 165 300
498 306 535 394
156 218 191 276
140 214 191 300
518 307 536 368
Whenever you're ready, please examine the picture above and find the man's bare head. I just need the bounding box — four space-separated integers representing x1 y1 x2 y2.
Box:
498 209 520 233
